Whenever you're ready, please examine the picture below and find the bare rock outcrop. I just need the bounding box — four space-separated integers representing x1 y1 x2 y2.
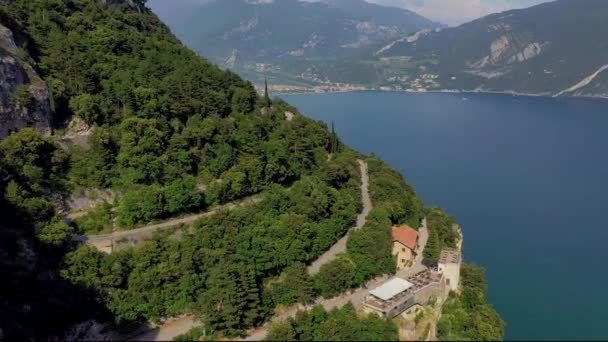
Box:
0 24 51 139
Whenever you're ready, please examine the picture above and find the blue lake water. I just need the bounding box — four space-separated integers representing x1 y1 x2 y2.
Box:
283 91 608 340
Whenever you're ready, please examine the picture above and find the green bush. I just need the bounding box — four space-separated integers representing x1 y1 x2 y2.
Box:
73 202 114 234
13 85 35 109
163 176 204 214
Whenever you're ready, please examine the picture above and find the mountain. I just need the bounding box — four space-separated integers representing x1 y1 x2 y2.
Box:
378 0 608 97
0 0 501 340
149 0 439 86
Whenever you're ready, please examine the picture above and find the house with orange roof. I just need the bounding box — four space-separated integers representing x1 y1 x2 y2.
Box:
392 225 419 270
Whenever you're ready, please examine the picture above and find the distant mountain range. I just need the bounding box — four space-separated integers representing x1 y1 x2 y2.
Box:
151 0 608 98
150 0 440 86
378 0 608 97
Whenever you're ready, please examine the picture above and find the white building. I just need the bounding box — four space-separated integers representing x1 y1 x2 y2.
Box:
438 248 461 292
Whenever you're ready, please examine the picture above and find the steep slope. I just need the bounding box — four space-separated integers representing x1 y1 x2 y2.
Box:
0 0 418 339
149 0 438 86
0 0 501 341
379 0 608 96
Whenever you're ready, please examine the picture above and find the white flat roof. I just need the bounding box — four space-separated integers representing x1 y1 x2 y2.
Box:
369 278 413 301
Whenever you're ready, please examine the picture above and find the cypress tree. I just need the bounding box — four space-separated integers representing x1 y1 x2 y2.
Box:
264 78 271 107
424 226 441 263
331 121 338 154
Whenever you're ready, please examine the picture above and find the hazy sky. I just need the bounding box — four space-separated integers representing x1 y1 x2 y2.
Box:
365 0 550 25
148 0 551 26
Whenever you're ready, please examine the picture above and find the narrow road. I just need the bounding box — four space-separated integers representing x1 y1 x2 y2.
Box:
307 159 371 274
242 275 390 342
130 163 428 342
73 196 260 251
244 241 431 342
245 217 430 342
131 316 198 341
554 63 608 97
135 217 430 342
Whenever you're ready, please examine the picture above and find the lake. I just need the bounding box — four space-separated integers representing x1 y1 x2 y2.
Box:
283 91 608 340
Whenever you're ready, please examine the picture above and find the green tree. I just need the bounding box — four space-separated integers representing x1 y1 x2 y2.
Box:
14 85 35 109
69 93 103 124
313 257 357 298
38 216 74 246
268 263 316 306
265 320 298 341
116 186 165 227
232 87 255 114
162 176 204 214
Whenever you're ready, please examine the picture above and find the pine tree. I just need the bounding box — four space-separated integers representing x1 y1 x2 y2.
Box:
241 266 263 328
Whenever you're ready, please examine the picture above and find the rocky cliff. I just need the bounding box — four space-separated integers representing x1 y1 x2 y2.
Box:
0 23 51 139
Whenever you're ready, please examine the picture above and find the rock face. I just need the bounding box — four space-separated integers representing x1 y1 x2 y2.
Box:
0 24 51 139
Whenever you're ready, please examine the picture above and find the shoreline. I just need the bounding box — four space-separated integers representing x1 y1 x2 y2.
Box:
274 87 608 101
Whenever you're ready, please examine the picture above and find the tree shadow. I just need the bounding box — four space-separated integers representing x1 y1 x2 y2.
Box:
0 200 140 340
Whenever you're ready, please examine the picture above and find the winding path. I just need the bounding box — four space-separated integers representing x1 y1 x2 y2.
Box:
74 196 260 252
132 217 431 342
243 230 431 342
130 160 373 341
131 159 426 341
307 159 371 274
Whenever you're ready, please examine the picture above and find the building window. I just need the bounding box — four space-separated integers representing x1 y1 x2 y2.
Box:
402 248 406 252
401 259 405 263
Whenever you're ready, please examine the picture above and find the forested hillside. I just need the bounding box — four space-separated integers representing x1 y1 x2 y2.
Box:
0 0 501 340
0 0 420 338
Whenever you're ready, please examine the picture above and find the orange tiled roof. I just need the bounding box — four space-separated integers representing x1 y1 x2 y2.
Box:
392 225 419 250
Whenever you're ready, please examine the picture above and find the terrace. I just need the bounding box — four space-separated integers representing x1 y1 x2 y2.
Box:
439 248 461 264
363 271 442 318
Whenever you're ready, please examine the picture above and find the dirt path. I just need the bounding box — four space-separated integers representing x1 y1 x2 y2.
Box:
307 160 371 275
73 196 260 252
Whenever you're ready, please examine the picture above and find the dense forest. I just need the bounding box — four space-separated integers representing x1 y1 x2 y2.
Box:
0 0 502 340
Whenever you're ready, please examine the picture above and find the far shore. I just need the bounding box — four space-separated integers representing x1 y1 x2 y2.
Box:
270 86 608 101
